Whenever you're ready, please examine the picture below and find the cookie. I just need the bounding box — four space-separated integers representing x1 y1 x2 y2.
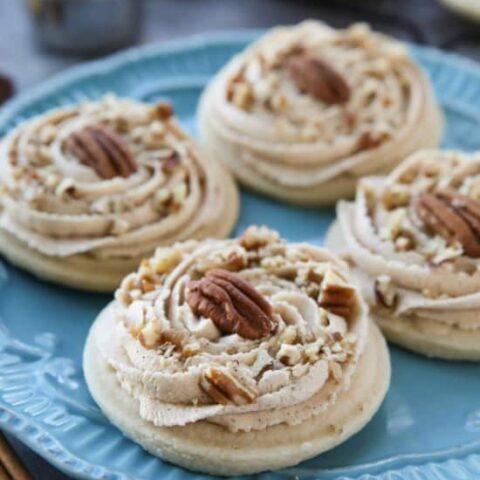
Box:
199 21 443 206
326 150 480 361
0 95 238 291
84 226 390 475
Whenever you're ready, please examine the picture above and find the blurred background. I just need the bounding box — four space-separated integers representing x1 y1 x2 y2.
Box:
1 0 480 101
0 0 479 478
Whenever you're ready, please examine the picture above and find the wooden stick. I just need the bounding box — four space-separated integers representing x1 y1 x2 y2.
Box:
0 432 31 480
0 461 12 480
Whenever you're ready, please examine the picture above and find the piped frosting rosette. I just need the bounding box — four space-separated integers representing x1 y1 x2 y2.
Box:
0 95 238 290
332 150 480 360
93 226 369 432
199 21 443 205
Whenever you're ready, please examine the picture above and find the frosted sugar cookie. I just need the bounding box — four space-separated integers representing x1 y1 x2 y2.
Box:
0 95 238 291
327 150 480 361
84 226 390 475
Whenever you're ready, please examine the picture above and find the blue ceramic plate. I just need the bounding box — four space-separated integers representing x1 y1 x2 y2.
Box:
0 31 480 480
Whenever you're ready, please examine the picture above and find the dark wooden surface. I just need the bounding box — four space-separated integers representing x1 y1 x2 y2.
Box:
0 0 479 478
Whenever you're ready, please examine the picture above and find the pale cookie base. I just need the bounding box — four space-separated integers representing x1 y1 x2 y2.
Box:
374 312 480 361
326 220 480 361
0 171 239 292
83 307 390 476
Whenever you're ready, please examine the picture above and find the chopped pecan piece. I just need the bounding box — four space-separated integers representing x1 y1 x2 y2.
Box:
161 151 181 174
226 70 246 102
155 102 174 120
374 275 397 309
229 83 255 111
250 349 274 380
200 367 256 405
277 343 301 366
138 324 187 350
382 186 410 210
284 48 351 105
239 226 278 250
357 131 389 151
65 125 136 179
185 269 276 340
394 230 416 252
398 165 418 184
416 188 480 257
161 329 188 350
318 270 356 319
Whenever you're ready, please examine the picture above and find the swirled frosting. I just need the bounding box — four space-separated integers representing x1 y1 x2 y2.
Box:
336 150 480 331
199 21 442 204
94 226 369 432
0 95 235 265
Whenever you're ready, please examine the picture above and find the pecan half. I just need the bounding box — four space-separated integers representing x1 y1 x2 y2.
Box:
318 270 356 319
416 188 480 257
185 269 276 340
199 367 256 405
65 125 136 179
284 48 351 105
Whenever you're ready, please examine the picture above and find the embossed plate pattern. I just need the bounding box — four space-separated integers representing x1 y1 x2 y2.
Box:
0 32 479 480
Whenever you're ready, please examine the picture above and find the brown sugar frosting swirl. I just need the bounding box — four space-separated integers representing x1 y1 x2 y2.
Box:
93 226 369 432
